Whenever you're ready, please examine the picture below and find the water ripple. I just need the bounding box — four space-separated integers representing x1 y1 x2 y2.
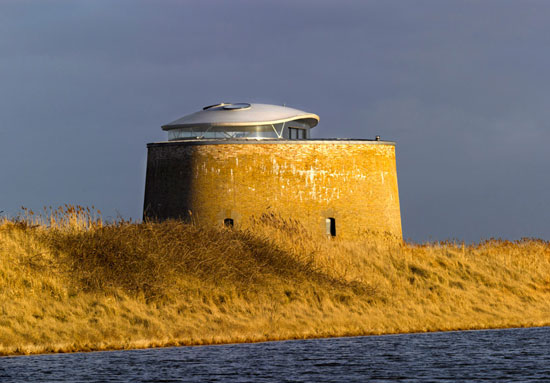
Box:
1 327 550 382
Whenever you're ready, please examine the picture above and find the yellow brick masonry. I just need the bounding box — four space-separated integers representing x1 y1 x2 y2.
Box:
144 142 402 240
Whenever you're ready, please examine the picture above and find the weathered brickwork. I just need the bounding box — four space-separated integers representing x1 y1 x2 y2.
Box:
144 140 402 240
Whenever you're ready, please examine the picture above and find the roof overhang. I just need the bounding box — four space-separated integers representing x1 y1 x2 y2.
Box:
161 103 320 131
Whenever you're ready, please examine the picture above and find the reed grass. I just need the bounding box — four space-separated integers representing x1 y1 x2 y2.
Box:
1 206 550 356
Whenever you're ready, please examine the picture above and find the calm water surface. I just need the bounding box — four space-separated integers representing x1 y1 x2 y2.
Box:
1 327 550 382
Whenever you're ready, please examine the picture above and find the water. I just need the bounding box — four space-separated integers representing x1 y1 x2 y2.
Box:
1 327 550 382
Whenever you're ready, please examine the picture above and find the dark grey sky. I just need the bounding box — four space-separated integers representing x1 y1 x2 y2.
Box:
1 0 549 242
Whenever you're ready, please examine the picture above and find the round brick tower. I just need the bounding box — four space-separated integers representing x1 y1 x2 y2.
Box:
144 103 402 240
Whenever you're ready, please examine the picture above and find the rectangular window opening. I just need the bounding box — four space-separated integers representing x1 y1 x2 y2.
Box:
288 127 306 139
325 217 336 237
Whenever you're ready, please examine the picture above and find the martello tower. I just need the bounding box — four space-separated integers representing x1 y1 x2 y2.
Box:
143 103 402 240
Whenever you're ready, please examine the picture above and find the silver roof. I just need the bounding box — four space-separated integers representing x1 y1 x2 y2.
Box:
161 103 320 131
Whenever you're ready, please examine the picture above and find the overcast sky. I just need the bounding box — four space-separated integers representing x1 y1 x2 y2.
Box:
1 0 549 242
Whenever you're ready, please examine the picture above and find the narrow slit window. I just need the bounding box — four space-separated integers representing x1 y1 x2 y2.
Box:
224 218 234 228
326 217 336 237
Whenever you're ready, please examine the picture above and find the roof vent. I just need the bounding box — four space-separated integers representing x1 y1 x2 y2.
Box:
222 103 251 111
202 103 228 110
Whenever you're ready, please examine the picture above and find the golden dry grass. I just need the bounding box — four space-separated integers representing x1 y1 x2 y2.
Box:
1 206 550 356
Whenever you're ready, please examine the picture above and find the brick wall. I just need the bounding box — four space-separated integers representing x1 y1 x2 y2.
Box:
144 140 402 240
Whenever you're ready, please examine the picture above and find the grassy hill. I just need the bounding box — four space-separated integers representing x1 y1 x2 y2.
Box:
1 207 549 355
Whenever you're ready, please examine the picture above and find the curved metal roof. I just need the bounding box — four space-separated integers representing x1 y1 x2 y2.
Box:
161 103 319 131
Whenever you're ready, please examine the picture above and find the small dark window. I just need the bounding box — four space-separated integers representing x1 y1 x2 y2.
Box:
224 218 234 228
288 127 306 139
326 217 336 237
